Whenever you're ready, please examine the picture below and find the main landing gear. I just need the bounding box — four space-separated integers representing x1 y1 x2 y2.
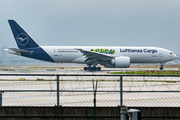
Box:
84 66 101 71
160 63 164 70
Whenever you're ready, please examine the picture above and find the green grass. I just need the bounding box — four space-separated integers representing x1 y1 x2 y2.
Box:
111 70 180 75
37 79 45 81
123 80 179 82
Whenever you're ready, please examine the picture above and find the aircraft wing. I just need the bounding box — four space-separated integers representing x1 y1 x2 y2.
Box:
9 48 32 53
75 48 114 61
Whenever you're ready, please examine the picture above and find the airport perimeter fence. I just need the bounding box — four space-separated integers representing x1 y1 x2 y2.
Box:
0 72 180 107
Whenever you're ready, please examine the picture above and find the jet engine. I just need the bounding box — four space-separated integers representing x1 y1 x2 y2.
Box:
111 56 130 68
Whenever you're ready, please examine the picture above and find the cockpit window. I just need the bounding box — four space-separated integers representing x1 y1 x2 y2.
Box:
170 52 173 55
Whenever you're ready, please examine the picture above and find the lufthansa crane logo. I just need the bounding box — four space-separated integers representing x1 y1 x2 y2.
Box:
16 33 29 46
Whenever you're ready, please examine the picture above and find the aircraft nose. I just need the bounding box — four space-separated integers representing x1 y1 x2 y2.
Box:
173 54 177 60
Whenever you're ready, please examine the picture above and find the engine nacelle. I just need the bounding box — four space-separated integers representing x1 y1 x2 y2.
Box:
111 56 130 68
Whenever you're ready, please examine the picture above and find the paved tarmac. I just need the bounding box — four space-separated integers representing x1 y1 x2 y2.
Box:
0 68 180 107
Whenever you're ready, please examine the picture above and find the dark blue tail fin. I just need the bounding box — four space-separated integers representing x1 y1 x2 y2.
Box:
8 20 39 49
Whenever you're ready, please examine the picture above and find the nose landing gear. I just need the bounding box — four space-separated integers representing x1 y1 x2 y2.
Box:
160 63 164 70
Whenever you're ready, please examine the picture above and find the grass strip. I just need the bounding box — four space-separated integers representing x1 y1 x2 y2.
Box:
111 70 180 75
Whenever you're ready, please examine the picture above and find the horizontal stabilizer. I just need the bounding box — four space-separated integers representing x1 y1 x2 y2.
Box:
9 48 32 53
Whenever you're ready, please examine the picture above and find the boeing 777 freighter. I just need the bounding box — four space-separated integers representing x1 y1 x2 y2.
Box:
7 20 177 71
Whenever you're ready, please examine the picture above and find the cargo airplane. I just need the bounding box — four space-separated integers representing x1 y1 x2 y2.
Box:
7 20 177 71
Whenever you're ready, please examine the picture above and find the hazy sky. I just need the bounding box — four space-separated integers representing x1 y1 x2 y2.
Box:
1 0 180 54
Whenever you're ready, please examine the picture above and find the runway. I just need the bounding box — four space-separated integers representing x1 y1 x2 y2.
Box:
0 67 178 80
0 68 180 107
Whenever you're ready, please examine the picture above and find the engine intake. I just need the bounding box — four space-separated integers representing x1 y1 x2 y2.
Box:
111 56 130 68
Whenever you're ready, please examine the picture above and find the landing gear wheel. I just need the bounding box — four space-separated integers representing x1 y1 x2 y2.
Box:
84 66 101 71
84 67 88 71
160 67 163 70
88 67 92 71
92 67 96 71
97 67 101 71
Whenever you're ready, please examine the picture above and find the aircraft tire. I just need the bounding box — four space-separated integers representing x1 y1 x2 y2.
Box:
92 67 96 71
84 67 88 71
88 67 92 71
97 67 101 71
160 67 163 70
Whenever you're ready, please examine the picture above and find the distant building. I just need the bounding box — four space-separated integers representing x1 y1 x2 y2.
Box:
1 46 8 57
0 55 54 65
0 46 53 65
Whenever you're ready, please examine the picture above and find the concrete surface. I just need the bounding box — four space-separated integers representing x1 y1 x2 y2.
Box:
0 68 179 107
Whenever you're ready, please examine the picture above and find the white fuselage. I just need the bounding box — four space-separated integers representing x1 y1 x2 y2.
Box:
41 46 177 64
